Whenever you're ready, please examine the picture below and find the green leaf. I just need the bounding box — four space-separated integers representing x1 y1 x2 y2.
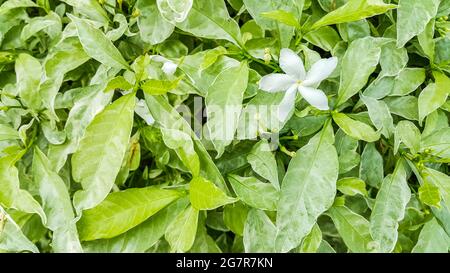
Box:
336 37 384 106
15 53 42 110
69 14 130 70
105 76 133 92
359 143 384 188
0 206 39 253
418 71 450 123
261 10 300 28
332 112 380 142
0 124 19 141
390 68 426 96
228 175 279 211
165 205 199 253
419 182 442 209
247 139 279 190
243 0 299 47
335 129 360 174
361 94 394 138
161 128 200 177
312 0 396 29
243 209 277 253
223 202 249 236
189 176 236 210
303 26 341 52
175 0 242 46
276 127 339 252
379 41 408 77
141 78 182 95
421 128 450 159
418 20 436 61
0 155 46 224
422 168 450 209
396 0 440 47
394 120 421 154
329 206 378 253
72 93 136 212
205 61 248 157
78 186 182 241
137 0 174 45
156 0 193 23
32 148 82 253
412 218 450 253
337 177 368 197
60 0 109 24
384 96 419 121
297 224 322 253
82 197 189 253
370 160 411 253
144 95 229 193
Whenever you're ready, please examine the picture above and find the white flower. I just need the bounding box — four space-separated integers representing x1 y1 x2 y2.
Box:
259 48 338 122
150 55 178 76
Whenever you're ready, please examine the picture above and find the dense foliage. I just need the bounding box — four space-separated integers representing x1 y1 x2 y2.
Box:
1 0 450 253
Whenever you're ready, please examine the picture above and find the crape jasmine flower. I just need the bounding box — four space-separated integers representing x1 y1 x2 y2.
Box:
259 48 338 122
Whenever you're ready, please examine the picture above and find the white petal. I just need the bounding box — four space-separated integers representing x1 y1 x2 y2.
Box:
302 57 338 87
259 73 296 93
279 48 306 80
150 55 168 63
278 85 298 122
162 61 177 75
298 86 329 110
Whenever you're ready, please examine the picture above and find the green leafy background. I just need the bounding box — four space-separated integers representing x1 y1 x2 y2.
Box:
1 0 450 253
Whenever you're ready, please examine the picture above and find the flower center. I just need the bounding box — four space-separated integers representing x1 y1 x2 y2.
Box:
296 80 303 85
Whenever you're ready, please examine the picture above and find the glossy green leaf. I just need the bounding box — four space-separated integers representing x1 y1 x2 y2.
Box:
370 160 411 253
72 94 136 212
69 15 130 70
361 94 394 138
418 71 450 123
0 155 46 224
419 182 442 209
82 198 189 253
412 218 450 253
223 202 249 236
141 78 181 95
205 61 248 157
336 37 384 106
329 206 378 253
32 148 82 253
243 209 277 253
297 224 322 253
312 0 396 29
261 10 301 28
396 0 440 47
0 124 19 141
15 53 42 110
165 205 199 253
359 143 384 188
78 186 182 241
176 0 242 46
190 176 236 210
337 177 368 197
137 0 174 45
394 120 421 154
333 112 380 142
247 139 279 190
0 206 38 253
276 127 339 252
228 175 279 211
